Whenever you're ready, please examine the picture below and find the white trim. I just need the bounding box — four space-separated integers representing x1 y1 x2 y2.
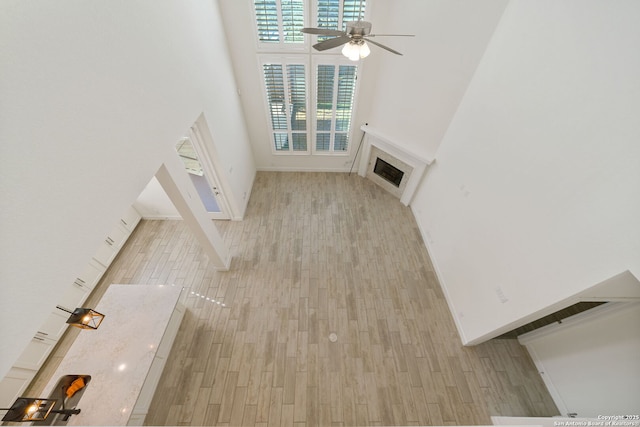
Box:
257 165 353 172
184 135 229 220
411 204 469 345
189 114 240 220
523 344 570 417
138 215 182 220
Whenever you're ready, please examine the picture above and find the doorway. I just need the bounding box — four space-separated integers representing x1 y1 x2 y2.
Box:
175 137 229 220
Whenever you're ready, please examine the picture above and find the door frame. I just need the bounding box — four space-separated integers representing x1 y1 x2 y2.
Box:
187 118 233 220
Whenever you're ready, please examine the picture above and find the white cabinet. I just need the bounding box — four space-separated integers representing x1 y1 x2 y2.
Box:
72 259 105 291
0 367 36 407
59 279 92 313
120 205 142 232
37 310 70 341
13 311 69 372
93 207 140 267
13 334 57 371
93 223 130 267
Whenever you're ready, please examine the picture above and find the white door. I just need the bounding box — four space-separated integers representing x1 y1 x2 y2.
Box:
175 137 230 220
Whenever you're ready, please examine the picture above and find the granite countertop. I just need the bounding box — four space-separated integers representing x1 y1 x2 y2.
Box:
41 284 184 426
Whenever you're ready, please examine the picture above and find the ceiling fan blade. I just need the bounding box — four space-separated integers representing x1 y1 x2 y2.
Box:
312 35 352 51
367 34 415 37
301 27 347 36
364 38 403 56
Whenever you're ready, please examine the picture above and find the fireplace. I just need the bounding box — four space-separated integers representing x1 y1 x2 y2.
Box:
357 126 432 206
374 157 404 187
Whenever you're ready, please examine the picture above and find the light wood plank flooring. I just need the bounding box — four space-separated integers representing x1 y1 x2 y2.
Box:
28 172 558 426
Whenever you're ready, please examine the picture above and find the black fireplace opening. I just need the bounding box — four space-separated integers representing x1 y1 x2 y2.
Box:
373 157 404 187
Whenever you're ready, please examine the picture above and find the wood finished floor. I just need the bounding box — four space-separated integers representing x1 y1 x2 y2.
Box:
29 172 558 426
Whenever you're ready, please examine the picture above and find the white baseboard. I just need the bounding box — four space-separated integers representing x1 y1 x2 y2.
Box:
256 166 353 173
409 205 469 345
140 215 182 220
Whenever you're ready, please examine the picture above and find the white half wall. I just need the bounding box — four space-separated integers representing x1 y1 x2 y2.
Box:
0 0 255 378
411 0 640 344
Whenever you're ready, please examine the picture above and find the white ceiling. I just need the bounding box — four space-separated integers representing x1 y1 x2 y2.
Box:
218 0 509 169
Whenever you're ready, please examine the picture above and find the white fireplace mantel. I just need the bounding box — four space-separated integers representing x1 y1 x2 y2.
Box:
357 125 433 206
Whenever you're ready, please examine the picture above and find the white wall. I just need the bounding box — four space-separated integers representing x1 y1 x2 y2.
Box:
411 0 640 344
519 303 640 416
366 0 508 159
0 0 255 378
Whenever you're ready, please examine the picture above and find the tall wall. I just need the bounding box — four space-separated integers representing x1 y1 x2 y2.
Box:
366 0 509 159
411 0 640 344
0 0 255 377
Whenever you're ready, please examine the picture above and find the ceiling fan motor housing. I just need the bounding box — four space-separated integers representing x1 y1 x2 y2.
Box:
345 21 372 38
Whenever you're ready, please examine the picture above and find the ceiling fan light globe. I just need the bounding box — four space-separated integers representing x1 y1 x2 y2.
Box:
342 41 362 61
342 42 356 60
359 41 371 58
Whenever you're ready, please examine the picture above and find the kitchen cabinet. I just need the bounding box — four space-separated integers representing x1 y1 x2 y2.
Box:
93 207 141 267
72 259 105 291
119 205 141 232
13 333 57 371
36 310 70 341
93 223 130 267
59 278 93 313
0 367 36 407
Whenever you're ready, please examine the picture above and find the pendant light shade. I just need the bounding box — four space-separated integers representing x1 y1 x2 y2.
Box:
1 398 55 422
56 305 105 330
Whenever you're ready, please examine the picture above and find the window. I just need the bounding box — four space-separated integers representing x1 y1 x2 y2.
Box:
316 0 366 40
315 63 356 152
262 61 308 152
254 0 364 155
254 0 305 46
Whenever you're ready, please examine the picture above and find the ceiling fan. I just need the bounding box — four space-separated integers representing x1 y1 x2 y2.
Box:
300 0 414 60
